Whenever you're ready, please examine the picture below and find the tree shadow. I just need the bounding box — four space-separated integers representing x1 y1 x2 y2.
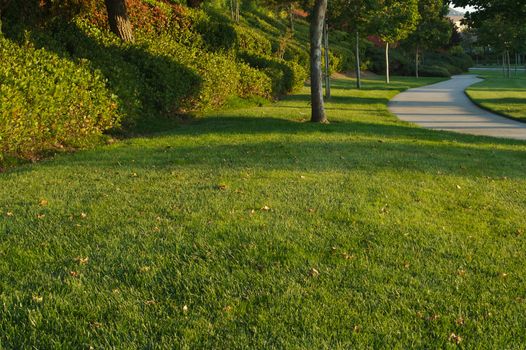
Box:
7 114 522 181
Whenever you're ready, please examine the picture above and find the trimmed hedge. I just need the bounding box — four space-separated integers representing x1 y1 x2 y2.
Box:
0 36 119 161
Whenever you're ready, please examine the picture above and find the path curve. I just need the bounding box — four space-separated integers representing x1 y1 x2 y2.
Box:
388 75 526 141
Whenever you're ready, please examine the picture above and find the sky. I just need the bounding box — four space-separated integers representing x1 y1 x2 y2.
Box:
453 6 477 13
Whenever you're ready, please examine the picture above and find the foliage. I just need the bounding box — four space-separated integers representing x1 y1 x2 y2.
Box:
239 51 307 96
365 45 472 77
0 36 119 161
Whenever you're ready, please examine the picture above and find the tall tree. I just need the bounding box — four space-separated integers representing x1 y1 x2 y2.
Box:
310 0 328 123
405 0 451 78
105 0 134 42
329 0 380 89
373 0 419 83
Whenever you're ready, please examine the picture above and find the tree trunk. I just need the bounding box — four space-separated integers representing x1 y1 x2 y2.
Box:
507 50 511 78
105 0 134 42
355 31 361 89
385 42 390 84
309 0 328 123
186 0 204 8
289 3 294 34
502 52 506 78
323 20 331 99
415 45 419 79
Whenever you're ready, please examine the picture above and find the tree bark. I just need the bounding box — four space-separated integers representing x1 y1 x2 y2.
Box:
415 45 419 79
323 20 331 99
310 0 328 123
289 3 294 34
105 0 134 42
355 31 361 89
186 0 204 8
385 42 390 84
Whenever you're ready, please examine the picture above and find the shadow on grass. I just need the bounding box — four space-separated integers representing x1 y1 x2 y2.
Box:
8 115 522 181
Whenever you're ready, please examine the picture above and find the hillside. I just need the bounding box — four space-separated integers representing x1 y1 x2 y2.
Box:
0 0 355 164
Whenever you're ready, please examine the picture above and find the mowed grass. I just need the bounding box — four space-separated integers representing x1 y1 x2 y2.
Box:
467 69 526 121
2 76 526 348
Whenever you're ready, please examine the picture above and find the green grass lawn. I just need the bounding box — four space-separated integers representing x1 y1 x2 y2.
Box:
2 76 526 348
467 70 526 121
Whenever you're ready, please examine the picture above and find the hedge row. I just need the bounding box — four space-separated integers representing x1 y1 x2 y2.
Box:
0 36 119 162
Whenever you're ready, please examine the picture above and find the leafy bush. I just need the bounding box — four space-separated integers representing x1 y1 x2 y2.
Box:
239 52 307 96
419 65 451 77
0 37 119 161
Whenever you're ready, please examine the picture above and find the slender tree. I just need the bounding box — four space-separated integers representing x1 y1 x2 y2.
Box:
405 0 451 78
329 0 380 89
373 0 419 83
310 0 328 123
105 0 134 42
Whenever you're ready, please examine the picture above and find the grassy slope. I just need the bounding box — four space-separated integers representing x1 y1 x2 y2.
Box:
467 70 526 122
1 76 526 348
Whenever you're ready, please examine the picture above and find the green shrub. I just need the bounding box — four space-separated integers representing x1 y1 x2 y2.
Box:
239 52 307 96
419 65 451 77
0 37 119 161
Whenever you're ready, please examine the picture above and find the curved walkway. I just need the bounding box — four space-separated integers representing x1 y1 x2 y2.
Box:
388 75 526 141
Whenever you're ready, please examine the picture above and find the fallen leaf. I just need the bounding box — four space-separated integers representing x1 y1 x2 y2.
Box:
456 185 462 190
309 268 320 277
145 300 156 305
403 262 410 269
260 206 271 211
427 314 440 321
90 322 103 329
37 214 46 219
456 317 465 326
39 199 48 206
6 211 13 217
80 213 87 219
449 333 462 344
183 305 189 313
76 257 89 265
69 271 79 278
216 184 228 191
32 295 43 303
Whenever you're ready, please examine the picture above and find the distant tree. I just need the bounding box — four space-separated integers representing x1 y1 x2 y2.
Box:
372 0 419 83
405 0 451 78
105 0 134 42
329 0 380 88
260 0 297 33
310 0 328 123
453 0 526 77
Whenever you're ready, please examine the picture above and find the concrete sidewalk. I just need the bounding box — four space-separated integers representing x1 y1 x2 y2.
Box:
388 75 526 141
